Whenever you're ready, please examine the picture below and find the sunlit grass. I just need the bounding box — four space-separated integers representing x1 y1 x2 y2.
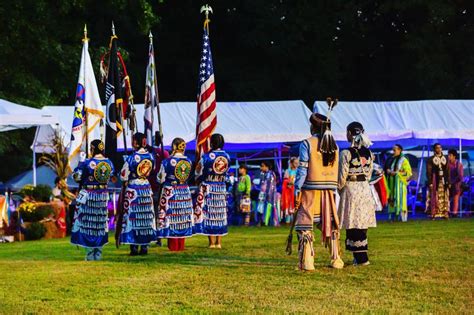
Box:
0 219 472 313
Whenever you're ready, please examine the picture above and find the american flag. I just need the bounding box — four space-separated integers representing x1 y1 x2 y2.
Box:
196 26 217 158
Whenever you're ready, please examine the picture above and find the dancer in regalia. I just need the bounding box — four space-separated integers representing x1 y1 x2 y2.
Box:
157 137 194 251
237 165 252 226
293 109 344 270
256 161 278 226
194 134 230 248
281 157 298 224
71 140 115 261
426 143 449 219
338 122 376 266
119 133 156 256
386 144 412 222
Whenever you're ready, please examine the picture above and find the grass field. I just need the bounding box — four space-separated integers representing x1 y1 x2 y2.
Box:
0 219 473 314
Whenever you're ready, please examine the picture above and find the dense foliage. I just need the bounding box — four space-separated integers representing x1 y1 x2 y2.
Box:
19 184 52 202
0 0 473 181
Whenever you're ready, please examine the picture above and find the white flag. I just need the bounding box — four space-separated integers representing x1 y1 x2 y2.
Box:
68 38 104 172
144 33 158 145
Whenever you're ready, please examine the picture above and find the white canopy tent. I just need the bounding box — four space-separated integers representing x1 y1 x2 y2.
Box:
313 99 474 148
0 98 60 187
35 100 312 151
0 99 58 132
34 100 312 177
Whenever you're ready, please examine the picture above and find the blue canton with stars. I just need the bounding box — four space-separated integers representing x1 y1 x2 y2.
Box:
198 28 214 91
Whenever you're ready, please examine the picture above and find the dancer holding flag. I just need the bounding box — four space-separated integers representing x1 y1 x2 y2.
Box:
193 7 228 248
119 133 156 256
157 138 194 251
194 134 230 248
71 139 115 261
143 32 169 229
68 25 104 172
68 27 112 261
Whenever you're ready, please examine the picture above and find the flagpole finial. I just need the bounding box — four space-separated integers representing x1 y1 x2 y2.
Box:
111 21 116 36
83 24 88 42
200 4 213 22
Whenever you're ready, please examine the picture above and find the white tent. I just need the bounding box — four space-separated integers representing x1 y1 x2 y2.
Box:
313 99 474 148
34 100 312 152
0 99 59 132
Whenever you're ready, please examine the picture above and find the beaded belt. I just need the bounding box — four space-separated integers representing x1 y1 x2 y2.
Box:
346 175 367 182
84 185 107 190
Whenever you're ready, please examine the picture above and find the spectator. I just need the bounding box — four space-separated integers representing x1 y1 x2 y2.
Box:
448 149 464 217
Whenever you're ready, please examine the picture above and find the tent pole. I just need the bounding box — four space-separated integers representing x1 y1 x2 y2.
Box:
32 127 39 187
459 138 463 218
413 145 426 216
277 146 282 179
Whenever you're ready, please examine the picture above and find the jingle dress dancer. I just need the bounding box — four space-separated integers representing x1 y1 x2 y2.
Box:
71 140 115 261
119 133 156 256
294 110 344 271
194 134 230 248
157 138 194 251
338 122 376 266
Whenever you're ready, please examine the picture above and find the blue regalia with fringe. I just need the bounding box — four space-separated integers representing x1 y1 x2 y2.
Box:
157 154 194 238
71 157 115 248
194 150 230 236
119 150 157 245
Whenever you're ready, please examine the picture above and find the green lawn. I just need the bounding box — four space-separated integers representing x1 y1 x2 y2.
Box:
0 219 473 314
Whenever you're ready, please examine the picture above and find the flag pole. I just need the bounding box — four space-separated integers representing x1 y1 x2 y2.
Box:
200 4 213 33
83 24 89 157
149 31 165 157
196 4 213 160
111 22 128 155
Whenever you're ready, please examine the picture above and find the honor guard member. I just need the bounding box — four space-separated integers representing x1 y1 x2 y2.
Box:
119 133 156 256
71 140 115 261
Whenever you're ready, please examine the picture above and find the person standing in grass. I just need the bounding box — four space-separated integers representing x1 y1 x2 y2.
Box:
157 137 194 251
256 161 278 226
293 111 344 271
71 140 115 261
237 164 252 226
338 122 376 266
426 143 449 219
281 157 298 224
386 144 412 222
119 133 156 256
448 149 463 217
194 134 231 248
